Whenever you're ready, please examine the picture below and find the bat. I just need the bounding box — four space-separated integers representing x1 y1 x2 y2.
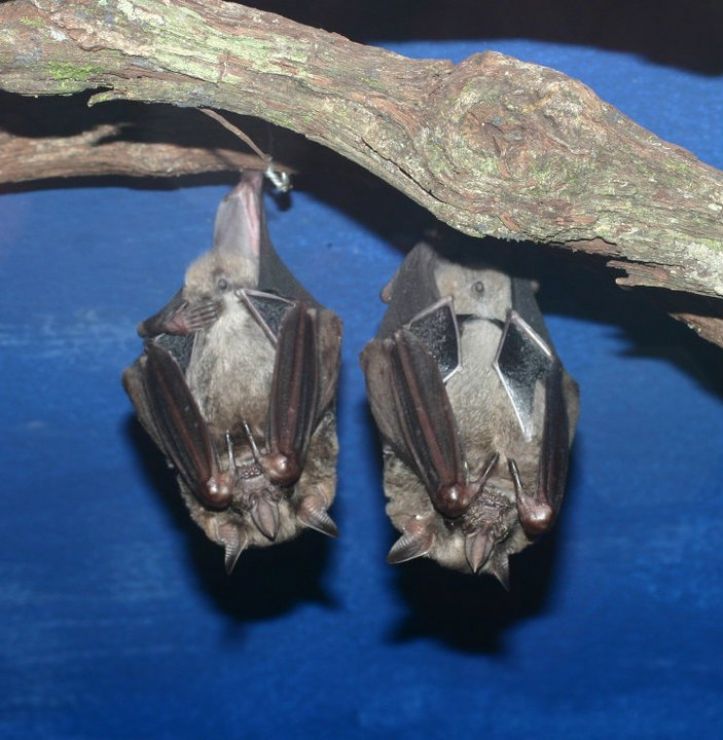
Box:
123 171 342 573
361 241 579 586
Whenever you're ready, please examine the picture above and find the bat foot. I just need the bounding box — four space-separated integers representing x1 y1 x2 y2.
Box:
465 528 494 574
297 494 338 538
137 299 221 336
179 299 222 332
387 519 435 565
251 496 280 541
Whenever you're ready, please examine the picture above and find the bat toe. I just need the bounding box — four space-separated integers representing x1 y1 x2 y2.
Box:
387 520 435 565
297 494 338 538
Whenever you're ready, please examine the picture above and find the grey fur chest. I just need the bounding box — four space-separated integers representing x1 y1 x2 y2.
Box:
187 299 276 437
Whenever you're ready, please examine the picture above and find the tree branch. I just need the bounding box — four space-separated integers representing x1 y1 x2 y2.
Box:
0 123 276 183
0 0 721 343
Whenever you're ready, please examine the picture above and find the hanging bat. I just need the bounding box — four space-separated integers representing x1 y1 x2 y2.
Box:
123 171 342 573
361 241 579 586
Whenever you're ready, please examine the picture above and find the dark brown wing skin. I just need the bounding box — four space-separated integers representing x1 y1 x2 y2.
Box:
141 343 231 510
363 329 473 518
264 303 320 486
537 359 571 512
316 309 343 414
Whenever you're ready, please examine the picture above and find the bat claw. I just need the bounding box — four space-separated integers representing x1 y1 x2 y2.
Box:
465 528 494 574
297 494 338 538
488 556 511 590
387 523 435 565
251 496 280 541
224 534 248 575
210 521 248 574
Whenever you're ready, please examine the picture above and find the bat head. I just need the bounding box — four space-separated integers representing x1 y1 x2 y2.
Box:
184 171 267 299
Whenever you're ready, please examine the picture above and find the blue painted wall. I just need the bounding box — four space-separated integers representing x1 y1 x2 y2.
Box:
1 32 721 740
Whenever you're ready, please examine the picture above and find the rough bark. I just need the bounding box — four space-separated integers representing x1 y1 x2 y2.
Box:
0 124 275 182
0 0 721 344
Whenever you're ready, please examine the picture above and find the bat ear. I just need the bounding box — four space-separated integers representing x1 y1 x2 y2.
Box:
213 172 266 262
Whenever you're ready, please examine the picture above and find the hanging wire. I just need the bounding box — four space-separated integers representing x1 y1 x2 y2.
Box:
199 108 291 193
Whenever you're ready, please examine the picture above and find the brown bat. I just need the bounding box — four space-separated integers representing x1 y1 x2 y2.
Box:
361 242 579 586
124 172 342 573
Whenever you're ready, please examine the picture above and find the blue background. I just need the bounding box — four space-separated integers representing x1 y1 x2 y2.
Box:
1 10 722 740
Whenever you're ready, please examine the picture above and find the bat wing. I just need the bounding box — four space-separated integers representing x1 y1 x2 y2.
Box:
316 309 343 414
122 332 196 444
378 243 441 338
138 343 230 510
494 310 554 441
537 359 572 511
240 288 342 412
494 310 577 535
406 297 461 381
237 288 295 344
363 329 467 515
265 303 321 484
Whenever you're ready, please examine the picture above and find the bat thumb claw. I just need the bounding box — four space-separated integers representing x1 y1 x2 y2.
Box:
465 529 494 574
297 495 338 538
251 497 280 541
516 495 554 538
509 459 555 537
387 527 434 565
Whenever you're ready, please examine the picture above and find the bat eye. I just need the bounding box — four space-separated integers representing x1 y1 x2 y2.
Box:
216 277 230 291
472 281 485 298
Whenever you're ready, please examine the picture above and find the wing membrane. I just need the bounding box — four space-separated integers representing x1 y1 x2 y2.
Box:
142 343 228 509
266 304 320 467
363 329 466 508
